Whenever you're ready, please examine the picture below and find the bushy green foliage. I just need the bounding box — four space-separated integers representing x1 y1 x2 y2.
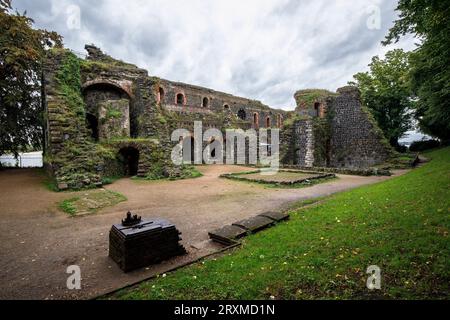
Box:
0 0 62 157
409 139 441 152
54 52 85 117
384 0 450 142
350 49 414 149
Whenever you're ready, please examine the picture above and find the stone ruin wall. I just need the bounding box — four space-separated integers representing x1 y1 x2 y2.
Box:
158 78 286 131
328 87 393 168
43 45 394 190
290 86 394 169
293 120 315 167
43 45 287 189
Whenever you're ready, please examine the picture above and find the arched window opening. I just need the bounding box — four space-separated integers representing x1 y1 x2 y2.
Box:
253 113 259 128
86 113 99 141
202 97 209 108
176 93 185 106
223 104 230 111
237 109 246 120
119 147 139 177
266 116 271 128
158 87 165 103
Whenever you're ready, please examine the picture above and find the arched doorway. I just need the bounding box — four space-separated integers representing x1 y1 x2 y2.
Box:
119 147 139 177
86 113 99 141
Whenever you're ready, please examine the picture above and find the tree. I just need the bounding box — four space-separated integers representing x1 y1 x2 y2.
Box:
0 0 62 159
350 49 414 149
383 0 450 142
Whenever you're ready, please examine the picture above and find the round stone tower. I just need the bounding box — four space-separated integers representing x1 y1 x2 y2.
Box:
294 89 335 118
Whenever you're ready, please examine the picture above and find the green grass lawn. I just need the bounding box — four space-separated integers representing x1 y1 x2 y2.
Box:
111 148 450 300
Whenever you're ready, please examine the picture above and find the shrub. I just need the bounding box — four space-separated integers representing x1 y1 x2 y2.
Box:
409 140 441 152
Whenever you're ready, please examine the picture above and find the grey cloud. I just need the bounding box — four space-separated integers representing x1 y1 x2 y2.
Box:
13 0 416 110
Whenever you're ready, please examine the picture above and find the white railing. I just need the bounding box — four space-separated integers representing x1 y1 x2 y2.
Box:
0 151 43 168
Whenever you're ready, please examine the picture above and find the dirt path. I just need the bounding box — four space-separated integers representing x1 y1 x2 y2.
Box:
0 166 405 300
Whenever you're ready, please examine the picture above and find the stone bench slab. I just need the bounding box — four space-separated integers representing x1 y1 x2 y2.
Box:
232 216 274 233
208 225 248 245
259 211 290 222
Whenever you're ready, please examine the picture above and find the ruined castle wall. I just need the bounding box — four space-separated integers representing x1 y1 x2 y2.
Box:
158 79 286 129
328 87 393 168
43 49 105 189
43 45 290 189
293 119 315 167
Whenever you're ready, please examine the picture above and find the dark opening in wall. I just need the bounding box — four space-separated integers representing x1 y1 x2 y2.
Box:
86 113 99 141
176 93 185 106
202 97 209 108
314 102 320 117
119 147 139 177
237 109 246 120
266 116 271 128
224 104 230 110
158 87 165 103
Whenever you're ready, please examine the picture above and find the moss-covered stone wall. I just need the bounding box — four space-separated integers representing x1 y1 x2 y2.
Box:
43 49 108 189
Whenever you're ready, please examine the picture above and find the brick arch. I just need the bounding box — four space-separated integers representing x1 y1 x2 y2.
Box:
82 79 133 99
175 92 187 106
253 112 259 128
266 116 272 128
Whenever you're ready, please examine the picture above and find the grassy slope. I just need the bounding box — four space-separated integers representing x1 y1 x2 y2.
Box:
113 148 450 300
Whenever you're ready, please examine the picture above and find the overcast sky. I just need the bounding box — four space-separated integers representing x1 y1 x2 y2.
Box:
15 0 417 111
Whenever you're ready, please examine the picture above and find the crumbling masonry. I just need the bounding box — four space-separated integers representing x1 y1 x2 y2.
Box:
42 45 393 190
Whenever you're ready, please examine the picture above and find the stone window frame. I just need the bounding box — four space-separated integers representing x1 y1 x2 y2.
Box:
223 104 230 111
175 92 187 106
